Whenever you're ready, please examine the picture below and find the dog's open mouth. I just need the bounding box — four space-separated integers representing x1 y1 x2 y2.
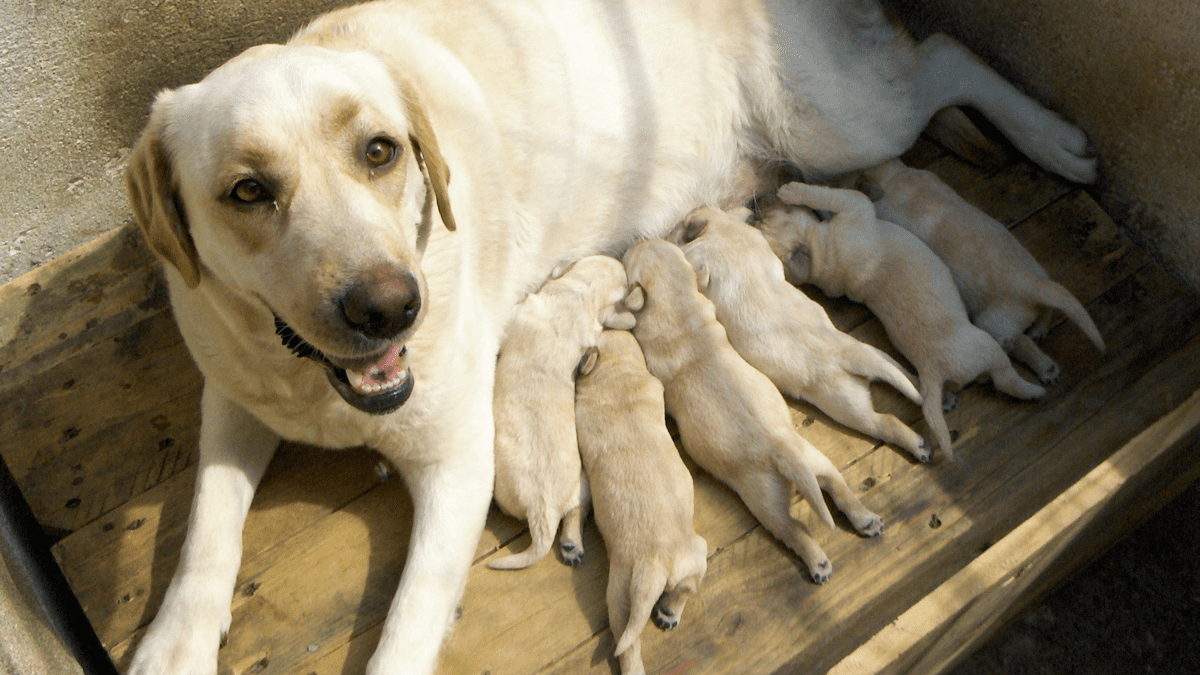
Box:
274 316 414 415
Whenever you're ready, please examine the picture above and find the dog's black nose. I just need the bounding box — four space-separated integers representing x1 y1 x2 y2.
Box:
339 267 421 339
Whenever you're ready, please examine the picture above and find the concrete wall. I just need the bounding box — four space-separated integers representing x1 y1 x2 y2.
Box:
4 1 1197 293
884 0 1200 296
0 0 350 283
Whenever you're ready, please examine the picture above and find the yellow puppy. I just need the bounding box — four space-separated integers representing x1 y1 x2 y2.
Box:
672 205 930 462
758 183 1045 461
621 239 882 584
575 329 708 675
858 159 1104 384
490 256 634 569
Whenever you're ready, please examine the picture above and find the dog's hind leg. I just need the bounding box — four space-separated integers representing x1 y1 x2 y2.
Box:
558 473 589 566
811 379 930 462
794 437 884 536
128 387 280 675
1009 333 1062 385
736 473 833 583
911 33 1097 183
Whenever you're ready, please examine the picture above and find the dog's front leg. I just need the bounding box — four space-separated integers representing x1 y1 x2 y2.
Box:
129 386 279 675
367 396 495 675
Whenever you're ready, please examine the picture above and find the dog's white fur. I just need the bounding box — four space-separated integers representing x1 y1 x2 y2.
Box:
671 205 931 461
122 0 1096 672
759 183 1046 460
574 329 708 675
490 255 634 570
857 159 1105 384
622 239 882 583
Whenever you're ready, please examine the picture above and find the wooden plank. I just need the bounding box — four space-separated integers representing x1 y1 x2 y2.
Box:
830 389 1200 675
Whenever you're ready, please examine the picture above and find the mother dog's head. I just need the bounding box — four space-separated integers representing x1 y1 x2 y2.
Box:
126 44 456 414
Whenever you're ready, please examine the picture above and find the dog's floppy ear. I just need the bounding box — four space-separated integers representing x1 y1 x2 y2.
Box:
126 94 202 289
624 283 646 312
575 346 599 379
404 87 456 232
695 265 711 292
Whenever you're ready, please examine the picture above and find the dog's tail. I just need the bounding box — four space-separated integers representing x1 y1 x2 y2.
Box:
774 441 835 529
844 342 923 405
920 373 956 463
615 561 668 656
1034 277 1105 352
487 509 557 570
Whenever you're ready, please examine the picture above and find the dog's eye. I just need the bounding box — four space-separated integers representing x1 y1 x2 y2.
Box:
365 138 397 168
231 179 269 204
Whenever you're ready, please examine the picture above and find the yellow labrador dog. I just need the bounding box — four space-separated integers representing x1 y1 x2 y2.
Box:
123 0 1096 672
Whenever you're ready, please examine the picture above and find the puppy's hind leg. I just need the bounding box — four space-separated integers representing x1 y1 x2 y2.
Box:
558 472 590 566
654 536 707 631
811 378 930 463
736 473 833 584
912 33 1097 183
1009 333 1062 386
793 438 884 536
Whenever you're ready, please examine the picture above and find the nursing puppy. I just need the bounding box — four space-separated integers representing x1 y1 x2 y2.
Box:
575 330 708 675
758 183 1046 461
672 205 930 461
622 239 882 583
491 256 634 569
856 159 1105 384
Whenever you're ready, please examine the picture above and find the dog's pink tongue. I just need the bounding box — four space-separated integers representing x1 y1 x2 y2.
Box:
355 343 406 389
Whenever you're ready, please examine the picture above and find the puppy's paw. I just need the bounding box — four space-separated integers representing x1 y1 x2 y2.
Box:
855 514 884 538
913 439 932 463
653 606 679 631
942 390 958 413
560 542 585 567
809 558 833 585
1037 361 1062 386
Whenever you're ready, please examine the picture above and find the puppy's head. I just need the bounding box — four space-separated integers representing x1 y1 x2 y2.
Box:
126 45 457 414
620 239 708 320
752 193 819 285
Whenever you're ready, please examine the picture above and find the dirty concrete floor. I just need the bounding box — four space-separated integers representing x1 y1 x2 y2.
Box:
950 478 1200 675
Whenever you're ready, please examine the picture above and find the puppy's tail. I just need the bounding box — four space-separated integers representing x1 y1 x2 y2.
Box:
775 441 835 529
1034 277 1105 352
920 374 956 463
844 342 922 405
487 510 557 570
615 561 668 656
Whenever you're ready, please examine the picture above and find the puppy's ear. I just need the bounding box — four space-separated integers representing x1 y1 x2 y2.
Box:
126 93 201 289
575 346 599 379
674 215 709 245
601 305 636 331
404 87 456 232
695 265 710 292
623 283 646 312
784 244 813 283
549 259 577 280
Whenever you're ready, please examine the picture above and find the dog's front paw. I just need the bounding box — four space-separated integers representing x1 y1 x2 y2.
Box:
653 605 679 631
127 600 230 675
560 542 585 567
913 439 932 463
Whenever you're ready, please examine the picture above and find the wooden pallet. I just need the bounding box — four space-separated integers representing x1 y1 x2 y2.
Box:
2 137 1198 675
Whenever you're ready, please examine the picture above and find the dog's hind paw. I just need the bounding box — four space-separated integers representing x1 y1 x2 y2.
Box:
653 606 679 631
1037 361 1062 386
855 514 884 538
560 543 584 567
810 558 833 585
913 439 932 463
942 390 958 413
